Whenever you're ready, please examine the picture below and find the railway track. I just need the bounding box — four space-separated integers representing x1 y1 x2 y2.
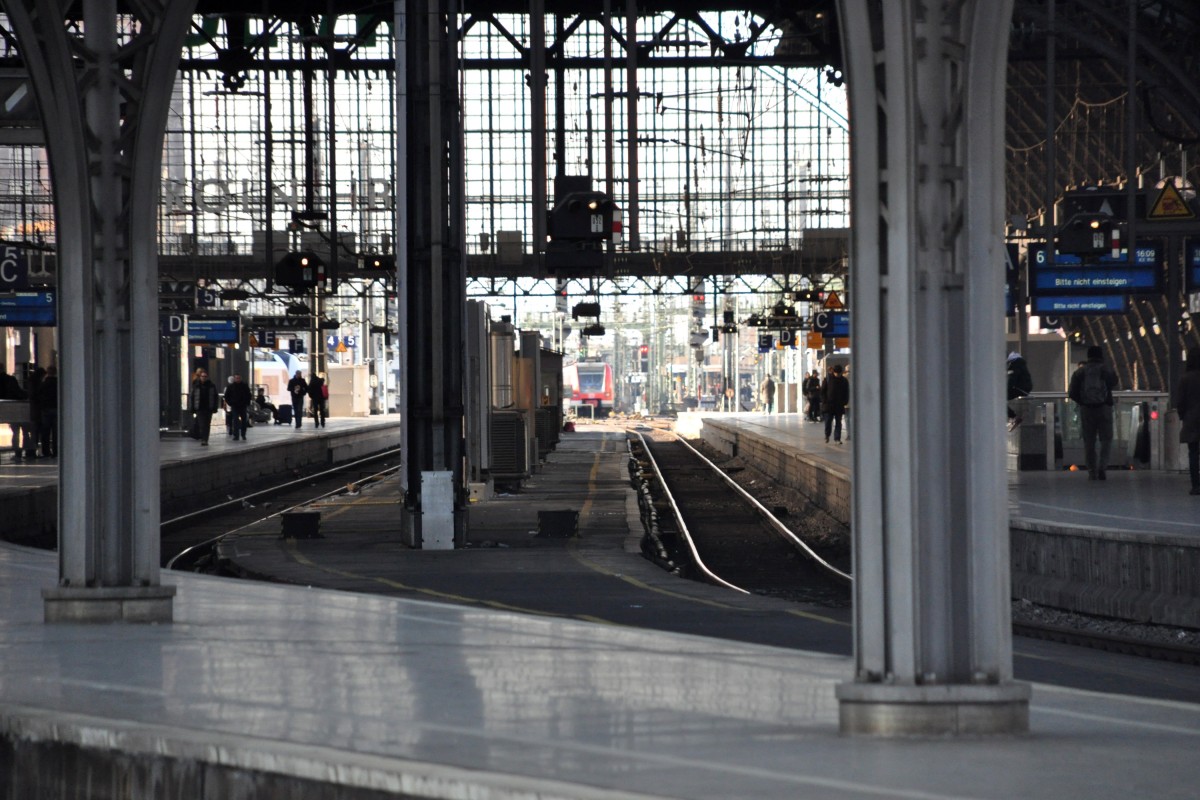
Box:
163 448 400 572
628 431 851 607
630 425 1200 666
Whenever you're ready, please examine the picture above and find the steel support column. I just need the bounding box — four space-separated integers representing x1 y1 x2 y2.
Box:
7 0 195 623
835 0 1030 734
397 0 467 547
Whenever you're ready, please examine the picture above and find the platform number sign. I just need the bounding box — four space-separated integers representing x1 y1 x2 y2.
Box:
0 246 29 290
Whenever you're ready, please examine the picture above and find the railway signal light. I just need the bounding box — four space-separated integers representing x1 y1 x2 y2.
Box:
363 255 395 272
274 250 326 290
548 191 618 242
1057 213 1123 258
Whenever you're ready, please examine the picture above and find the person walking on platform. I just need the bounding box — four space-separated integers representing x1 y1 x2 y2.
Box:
190 370 220 446
307 372 328 428
224 376 236 436
1 368 28 460
1006 351 1033 431
35 365 57 458
1173 345 1200 495
24 366 44 459
188 368 205 439
759 374 776 414
224 373 252 441
1068 345 1119 480
287 370 307 430
803 370 822 422
821 364 850 444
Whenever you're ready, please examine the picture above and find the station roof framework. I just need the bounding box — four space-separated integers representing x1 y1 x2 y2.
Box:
0 1 1198 388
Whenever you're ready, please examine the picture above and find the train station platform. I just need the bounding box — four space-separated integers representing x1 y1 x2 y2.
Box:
2 421 1200 798
0 414 401 542
692 412 1200 628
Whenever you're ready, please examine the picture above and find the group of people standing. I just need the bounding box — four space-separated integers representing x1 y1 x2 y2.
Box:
758 365 850 445
0 364 58 460
189 368 327 445
798 365 850 444
287 370 327 429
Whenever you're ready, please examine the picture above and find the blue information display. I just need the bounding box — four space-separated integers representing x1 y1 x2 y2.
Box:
187 315 240 344
1187 241 1200 293
1028 241 1161 295
1030 294 1128 315
0 290 55 325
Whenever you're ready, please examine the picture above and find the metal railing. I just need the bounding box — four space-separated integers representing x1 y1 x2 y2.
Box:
1008 391 1178 472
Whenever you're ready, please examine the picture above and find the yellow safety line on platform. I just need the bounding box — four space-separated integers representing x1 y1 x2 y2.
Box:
576 435 606 529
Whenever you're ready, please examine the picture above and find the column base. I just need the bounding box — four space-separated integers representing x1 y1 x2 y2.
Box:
42 585 176 624
836 681 1030 737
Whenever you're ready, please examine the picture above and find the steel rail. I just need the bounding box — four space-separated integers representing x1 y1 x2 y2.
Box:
632 431 750 595
161 447 401 528
164 458 400 571
672 434 852 584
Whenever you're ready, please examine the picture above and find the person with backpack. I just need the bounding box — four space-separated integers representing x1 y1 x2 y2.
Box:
1006 351 1033 431
286 370 307 430
1068 345 1119 481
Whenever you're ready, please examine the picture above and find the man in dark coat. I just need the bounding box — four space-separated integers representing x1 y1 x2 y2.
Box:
1173 345 1200 495
35 365 57 458
223 373 253 441
286 370 307 430
307 372 327 428
821 364 850 445
1068 345 1119 480
0 369 29 460
1006 351 1033 431
803 370 822 422
190 370 220 445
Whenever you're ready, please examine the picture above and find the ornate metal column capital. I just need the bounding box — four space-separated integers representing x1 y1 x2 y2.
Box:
7 0 197 622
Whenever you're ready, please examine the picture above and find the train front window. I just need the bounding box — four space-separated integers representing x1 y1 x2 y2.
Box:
577 372 605 391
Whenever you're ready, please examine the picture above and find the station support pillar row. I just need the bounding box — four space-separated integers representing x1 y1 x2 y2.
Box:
7 0 197 622
835 0 1030 735
396 0 468 548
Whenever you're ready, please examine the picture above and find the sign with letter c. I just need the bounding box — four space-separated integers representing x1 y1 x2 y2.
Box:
0 246 28 290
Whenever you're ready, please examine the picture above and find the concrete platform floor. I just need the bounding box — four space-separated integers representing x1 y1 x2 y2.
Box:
2 538 1199 799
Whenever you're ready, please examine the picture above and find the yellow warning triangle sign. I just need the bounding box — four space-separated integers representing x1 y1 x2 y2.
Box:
336 341 348 353
1148 182 1195 220
823 291 845 310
